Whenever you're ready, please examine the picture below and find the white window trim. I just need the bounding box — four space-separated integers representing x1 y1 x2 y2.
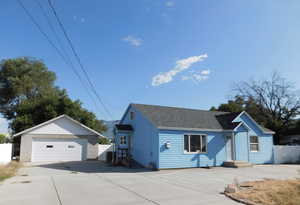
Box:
183 134 207 154
250 136 259 152
120 136 127 145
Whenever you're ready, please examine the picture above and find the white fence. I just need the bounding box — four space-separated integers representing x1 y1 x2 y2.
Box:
0 144 12 164
274 145 300 164
98 144 113 161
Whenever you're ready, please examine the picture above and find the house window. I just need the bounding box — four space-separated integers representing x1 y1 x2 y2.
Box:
250 136 259 152
46 145 53 148
130 112 135 120
184 135 207 153
120 136 127 145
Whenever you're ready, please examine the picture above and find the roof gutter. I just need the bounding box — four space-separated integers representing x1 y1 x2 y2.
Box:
158 126 233 132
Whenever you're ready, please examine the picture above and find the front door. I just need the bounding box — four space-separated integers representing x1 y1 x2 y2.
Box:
226 135 233 161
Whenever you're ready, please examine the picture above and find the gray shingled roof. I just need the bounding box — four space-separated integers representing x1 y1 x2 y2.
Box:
131 104 273 133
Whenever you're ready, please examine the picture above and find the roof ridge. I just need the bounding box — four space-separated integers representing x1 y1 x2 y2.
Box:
131 103 228 114
13 114 104 137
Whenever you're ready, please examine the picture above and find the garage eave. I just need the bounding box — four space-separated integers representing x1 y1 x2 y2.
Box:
13 115 105 138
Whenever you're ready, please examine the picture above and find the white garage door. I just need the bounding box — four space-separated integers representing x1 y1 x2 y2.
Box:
31 138 87 162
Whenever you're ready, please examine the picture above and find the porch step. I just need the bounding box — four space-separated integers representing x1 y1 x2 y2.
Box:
223 161 253 168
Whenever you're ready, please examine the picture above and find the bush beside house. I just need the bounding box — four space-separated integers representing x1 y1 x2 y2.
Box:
98 137 111 145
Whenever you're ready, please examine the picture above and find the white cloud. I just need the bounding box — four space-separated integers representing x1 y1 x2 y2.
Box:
182 69 211 84
166 1 175 7
122 35 142 47
201 69 210 75
0 117 8 134
151 54 208 86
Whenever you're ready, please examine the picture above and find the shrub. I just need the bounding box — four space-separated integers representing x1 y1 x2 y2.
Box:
0 134 6 144
98 137 111 145
0 162 21 181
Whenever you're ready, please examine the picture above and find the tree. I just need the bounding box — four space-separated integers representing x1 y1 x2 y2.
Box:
98 137 111 145
0 134 6 144
213 96 245 113
211 96 268 124
0 57 56 120
212 72 300 144
0 58 107 134
235 72 300 143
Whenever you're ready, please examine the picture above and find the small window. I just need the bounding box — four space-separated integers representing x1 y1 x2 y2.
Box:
120 136 127 145
68 145 75 149
130 112 135 120
46 145 53 148
250 136 259 152
184 135 207 153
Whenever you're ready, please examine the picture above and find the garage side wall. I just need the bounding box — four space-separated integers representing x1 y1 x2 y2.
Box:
20 134 99 162
20 134 32 162
86 135 99 159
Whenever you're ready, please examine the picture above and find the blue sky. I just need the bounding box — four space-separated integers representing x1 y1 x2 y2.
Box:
1 0 300 133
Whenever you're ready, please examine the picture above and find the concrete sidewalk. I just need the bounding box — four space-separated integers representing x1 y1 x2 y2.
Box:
0 161 299 205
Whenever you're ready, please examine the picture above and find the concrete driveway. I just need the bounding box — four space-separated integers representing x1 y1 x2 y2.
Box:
0 161 299 205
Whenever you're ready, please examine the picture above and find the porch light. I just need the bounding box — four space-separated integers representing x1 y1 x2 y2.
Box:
165 141 171 149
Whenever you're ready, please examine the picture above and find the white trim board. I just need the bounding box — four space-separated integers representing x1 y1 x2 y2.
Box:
13 115 104 137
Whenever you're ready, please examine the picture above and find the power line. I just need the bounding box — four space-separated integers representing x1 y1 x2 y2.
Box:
33 0 69 62
17 0 104 118
32 0 104 117
47 0 114 120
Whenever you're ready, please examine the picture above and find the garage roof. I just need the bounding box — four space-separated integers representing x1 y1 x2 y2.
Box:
13 115 105 137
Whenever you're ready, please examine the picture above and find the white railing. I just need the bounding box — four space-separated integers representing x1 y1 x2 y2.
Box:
273 145 300 164
98 144 113 161
0 144 12 164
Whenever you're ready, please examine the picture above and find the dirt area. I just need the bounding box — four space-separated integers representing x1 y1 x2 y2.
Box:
0 161 21 182
226 178 300 205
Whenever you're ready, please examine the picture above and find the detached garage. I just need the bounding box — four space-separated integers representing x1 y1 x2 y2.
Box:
14 115 104 162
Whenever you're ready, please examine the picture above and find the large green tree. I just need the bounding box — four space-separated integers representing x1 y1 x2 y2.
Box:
0 57 106 134
0 57 56 120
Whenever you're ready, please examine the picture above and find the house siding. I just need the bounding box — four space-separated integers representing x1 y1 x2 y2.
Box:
249 134 273 164
234 113 274 164
117 105 274 169
234 131 249 161
158 130 227 169
29 117 96 135
158 112 274 169
121 106 159 168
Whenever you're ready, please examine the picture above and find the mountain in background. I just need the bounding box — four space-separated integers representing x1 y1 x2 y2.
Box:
102 120 119 139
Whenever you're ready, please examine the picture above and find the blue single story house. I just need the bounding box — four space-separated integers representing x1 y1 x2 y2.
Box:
114 103 275 169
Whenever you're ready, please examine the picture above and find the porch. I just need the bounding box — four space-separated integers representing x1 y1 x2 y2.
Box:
223 130 253 168
114 124 133 166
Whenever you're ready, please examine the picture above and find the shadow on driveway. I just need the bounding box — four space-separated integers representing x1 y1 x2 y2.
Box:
34 161 152 174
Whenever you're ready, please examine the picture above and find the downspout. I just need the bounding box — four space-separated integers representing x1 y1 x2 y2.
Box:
232 131 236 161
113 128 117 164
247 130 250 162
112 129 115 164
